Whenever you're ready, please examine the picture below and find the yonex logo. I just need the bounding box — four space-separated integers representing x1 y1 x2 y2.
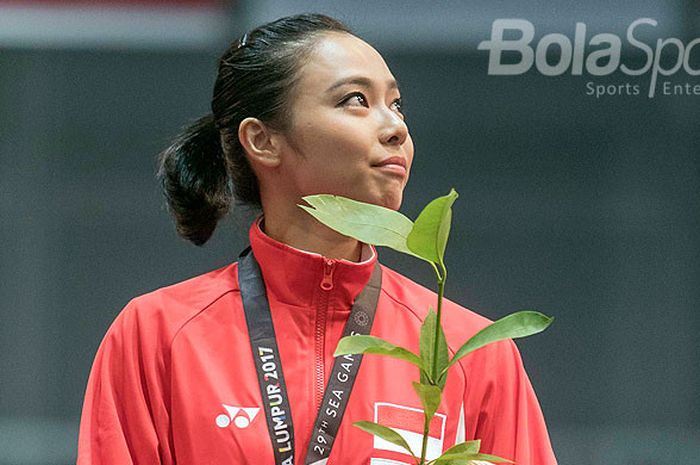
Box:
215 404 260 429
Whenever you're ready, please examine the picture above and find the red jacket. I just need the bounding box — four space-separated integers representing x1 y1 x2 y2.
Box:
77 214 557 465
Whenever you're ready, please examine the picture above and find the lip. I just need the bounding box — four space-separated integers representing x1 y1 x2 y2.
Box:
373 156 407 168
373 156 408 178
374 164 407 178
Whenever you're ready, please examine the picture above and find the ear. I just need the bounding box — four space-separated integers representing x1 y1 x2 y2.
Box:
238 117 282 169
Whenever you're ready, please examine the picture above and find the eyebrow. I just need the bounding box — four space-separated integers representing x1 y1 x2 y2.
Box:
326 76 401 93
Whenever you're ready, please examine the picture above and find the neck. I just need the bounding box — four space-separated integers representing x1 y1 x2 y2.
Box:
260 208 363 263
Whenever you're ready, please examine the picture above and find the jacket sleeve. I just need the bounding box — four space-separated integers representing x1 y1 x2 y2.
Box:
463 339 557 465
76 298 168 465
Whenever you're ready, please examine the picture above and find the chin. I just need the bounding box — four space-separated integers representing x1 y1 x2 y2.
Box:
376 190 403 211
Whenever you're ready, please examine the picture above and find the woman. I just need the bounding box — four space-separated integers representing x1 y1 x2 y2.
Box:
77 13 557 465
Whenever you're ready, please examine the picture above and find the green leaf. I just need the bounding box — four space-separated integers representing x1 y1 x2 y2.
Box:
443 311 554 374
433 452 514 464
353 421 417 460
436 370 448 391
438 439 481 458
334 335 423 369
406 188 459 265
419 307 449 387
412 382 442 420
298 194 423 260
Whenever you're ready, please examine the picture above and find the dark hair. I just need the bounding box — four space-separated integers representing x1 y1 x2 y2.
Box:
156 13 354 246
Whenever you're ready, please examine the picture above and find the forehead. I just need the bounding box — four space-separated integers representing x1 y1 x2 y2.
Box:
295 33 396 92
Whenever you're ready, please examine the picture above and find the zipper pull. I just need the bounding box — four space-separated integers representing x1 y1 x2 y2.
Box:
320 258 336 290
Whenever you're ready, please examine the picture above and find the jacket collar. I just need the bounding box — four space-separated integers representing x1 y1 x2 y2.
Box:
247 214 378 308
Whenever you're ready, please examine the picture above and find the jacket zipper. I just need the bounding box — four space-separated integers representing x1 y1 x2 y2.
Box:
315 258 336 410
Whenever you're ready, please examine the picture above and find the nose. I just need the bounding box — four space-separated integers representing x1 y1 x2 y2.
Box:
378 108 409 147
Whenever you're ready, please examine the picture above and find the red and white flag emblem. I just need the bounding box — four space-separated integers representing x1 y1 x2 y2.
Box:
373 402 446 461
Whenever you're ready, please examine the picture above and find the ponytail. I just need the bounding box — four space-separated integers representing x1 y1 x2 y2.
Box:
156 114 232 246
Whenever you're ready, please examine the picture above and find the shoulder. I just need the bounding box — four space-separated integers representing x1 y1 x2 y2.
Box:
379 264 532 385
378 263 494 341
105 261 240 346
379 263 522 379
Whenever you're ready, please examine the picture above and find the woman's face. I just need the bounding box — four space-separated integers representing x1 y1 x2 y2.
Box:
278 32 414 212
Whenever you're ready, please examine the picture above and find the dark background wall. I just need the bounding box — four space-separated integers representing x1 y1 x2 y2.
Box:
1 1 698 464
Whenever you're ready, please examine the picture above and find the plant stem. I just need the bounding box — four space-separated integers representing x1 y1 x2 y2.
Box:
431 264 446 381
421 263 447 465
419 414 429 465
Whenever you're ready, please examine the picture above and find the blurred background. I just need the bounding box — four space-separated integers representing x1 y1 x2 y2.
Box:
1 1 698 464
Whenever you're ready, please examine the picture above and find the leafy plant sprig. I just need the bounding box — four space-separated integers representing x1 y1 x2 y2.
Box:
298 188 553 465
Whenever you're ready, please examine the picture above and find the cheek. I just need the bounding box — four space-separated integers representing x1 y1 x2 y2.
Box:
311 128 371 165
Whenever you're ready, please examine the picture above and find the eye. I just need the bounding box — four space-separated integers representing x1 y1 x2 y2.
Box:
340 92 368 107
392 97 404 114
